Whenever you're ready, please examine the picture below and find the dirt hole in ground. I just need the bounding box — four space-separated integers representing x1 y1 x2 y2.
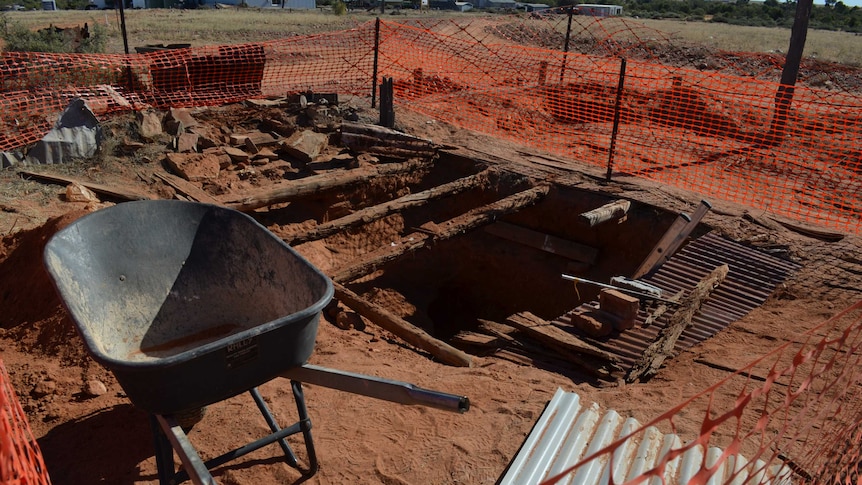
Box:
261 151 684 343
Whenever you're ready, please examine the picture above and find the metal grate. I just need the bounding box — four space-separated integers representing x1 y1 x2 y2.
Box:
554 231 801 372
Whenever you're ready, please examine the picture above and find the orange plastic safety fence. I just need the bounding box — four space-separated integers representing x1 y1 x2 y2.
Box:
0 359 51 485
539 300 862 485
376 19 862 234
2 15 861 234
0 24 376 152
397 14 862 90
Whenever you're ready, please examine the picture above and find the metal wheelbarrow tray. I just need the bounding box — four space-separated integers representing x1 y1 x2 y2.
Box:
43 200 334 416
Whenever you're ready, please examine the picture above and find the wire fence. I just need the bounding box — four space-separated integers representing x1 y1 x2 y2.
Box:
376 15 862 235
1 15 860 233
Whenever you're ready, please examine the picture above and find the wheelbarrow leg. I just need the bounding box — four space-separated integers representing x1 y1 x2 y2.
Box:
151 415 176 484
291 380 318 476
249 387 299 467
152 414 215 485
247 382 317 477
149 383 318 483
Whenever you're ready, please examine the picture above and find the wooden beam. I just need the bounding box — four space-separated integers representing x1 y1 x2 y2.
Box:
288 170 489 245
478 319 610 377
631 212 690 279
643 290 684 327
341 122 434 147
477 318 519 341
450 331 506 349
662 200 711 260
332 184 550 284
153 170 221 204
504 312 618 362
632 199 711 279
333 282 472 367
767 216 844 242
626 264 729 383
503 312 622 379
485 221 597 264
223 158 430 212
579 199 630 227
19 170 153 201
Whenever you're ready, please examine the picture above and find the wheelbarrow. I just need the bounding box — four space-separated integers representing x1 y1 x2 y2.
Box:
43 200 469 484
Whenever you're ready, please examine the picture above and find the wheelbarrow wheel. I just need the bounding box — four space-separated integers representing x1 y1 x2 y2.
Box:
174 406 207 432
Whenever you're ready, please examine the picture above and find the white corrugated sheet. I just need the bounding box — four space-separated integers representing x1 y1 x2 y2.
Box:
499 388 794 485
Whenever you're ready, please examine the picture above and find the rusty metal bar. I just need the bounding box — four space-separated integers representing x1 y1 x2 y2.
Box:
280 364 470 414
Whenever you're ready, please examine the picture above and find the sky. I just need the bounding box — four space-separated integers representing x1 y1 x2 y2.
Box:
817 0 862 7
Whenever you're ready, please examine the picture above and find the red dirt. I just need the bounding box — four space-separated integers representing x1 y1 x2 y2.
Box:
0 103 860 485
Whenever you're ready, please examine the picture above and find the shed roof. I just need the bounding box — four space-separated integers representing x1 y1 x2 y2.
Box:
499 388 793 484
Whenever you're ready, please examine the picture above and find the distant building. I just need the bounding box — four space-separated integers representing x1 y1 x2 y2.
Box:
428 0 453 8
89 0 163 8
480 0 516 8
520 2 549 12
209 0 317 7
576 3 622 16
89 0 317 8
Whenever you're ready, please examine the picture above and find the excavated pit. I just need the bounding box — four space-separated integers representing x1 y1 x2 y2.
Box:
261 152 685 344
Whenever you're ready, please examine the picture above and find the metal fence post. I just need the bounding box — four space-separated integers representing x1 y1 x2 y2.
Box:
371 17 381 109
606 58 627 181
559 5 574 83
118 1 129 55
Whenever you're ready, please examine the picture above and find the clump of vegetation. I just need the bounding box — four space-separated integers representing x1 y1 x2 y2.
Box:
333 0 347 15
1 18 108 53
623 0 862 33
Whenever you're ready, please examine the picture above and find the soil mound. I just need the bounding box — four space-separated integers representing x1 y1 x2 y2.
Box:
0 209 93 361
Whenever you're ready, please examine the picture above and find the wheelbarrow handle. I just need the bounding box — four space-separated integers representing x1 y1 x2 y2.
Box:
280 364 470 413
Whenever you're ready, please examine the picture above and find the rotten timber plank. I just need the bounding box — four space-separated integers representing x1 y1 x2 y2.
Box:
223 159 430 212
450 331 506 348
485 221 597 264
288 170 489 245
579 199 630 227
19 170 153 201
332 185 550 284
153 170 221 204
504 312 618 362
334 282 472 367
626 264 729 383
503 312 621 379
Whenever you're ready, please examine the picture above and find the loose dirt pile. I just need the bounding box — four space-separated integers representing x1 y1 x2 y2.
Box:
0 99 860 484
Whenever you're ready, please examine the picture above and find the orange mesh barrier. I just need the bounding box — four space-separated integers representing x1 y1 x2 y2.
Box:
0 25 376 151
540 300 862 485
0 359 52 485
375 17 862 234
1 15 861 234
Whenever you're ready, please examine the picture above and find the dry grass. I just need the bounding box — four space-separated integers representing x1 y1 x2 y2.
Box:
3 10 862 65
2 8 377 52
635 18 862 67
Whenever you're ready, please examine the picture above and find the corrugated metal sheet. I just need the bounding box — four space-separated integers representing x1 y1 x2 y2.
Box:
499 388 794 485
555 231 801 371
